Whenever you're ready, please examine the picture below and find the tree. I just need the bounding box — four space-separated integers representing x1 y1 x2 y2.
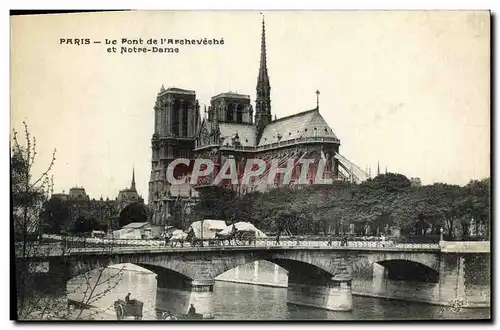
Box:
72 215 99 234
12 122 56 317
117 202 148 228
415 183 462 238
12 122 123 320
462 179 490 239
190 186 238 222
39 197 71 234
188 169 490 241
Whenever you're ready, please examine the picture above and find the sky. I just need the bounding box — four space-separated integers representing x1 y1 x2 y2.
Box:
10 10 490 201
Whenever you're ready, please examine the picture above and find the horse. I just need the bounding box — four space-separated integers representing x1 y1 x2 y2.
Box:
186 228 204 247
159 232 170 247
169 230 188 247
215 225 237 246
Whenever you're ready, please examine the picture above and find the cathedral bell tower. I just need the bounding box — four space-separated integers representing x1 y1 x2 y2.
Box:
255 16 272 143
149 87 200 225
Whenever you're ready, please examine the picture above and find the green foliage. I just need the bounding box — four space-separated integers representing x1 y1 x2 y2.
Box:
190 173 490 239
72 215 99 234
118 202 148 228
39 198 71 234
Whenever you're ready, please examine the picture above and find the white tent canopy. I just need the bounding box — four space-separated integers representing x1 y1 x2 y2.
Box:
219 221 267 238
189 219 228 239
170 229 187 239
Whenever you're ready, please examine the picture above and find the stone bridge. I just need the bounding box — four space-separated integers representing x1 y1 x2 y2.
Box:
66 246 441 283
25 242 490 318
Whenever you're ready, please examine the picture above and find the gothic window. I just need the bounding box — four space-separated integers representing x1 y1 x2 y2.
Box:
236 104 243 124
227 103 235 122
182 101 189 137
172 100 180 136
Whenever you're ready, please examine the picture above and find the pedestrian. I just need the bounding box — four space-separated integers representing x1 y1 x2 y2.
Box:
276 230 281 245
341 235 348 247
188 304 196 315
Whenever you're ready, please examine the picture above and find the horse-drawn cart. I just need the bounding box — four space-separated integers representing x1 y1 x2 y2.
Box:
216 222 264 246
162 220 267 248
114 299 143 320
233 229 257 245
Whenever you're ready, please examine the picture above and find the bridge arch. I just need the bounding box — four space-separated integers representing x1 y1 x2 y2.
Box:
68 255 200 282
376 259 439 282
206 250 343 281
350 252 440 283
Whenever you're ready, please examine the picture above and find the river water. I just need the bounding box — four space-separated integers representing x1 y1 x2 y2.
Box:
65 264 490 321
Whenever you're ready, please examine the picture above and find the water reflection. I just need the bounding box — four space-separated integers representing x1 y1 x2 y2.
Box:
67 264 158 320
65 264 490 321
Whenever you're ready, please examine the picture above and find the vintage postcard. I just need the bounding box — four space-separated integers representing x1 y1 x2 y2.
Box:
10 10 491 321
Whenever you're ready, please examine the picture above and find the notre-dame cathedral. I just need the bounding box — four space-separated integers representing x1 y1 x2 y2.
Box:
148 18 368 226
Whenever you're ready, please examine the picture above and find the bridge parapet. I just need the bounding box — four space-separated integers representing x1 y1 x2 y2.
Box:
440 241 490 253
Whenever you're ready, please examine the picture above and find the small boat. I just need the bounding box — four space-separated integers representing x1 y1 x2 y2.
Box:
179 312 204 320
158 311 203 320
114 299 143 320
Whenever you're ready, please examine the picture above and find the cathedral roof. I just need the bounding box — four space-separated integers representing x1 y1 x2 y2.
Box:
258 109 338 146
119 188 137 193
163 87 196 95
211 92 251 100
219 123 256 147
199 109 338 148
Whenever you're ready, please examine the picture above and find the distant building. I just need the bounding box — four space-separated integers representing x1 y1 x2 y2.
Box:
51 170 146 231
410 177 422 187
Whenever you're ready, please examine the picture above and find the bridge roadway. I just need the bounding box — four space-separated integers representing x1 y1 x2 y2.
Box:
17 240 441 258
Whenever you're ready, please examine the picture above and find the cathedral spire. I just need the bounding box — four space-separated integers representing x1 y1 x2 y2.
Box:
377 161 380 176
255 14 272 143
131 167 136 190
259 15 269 84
